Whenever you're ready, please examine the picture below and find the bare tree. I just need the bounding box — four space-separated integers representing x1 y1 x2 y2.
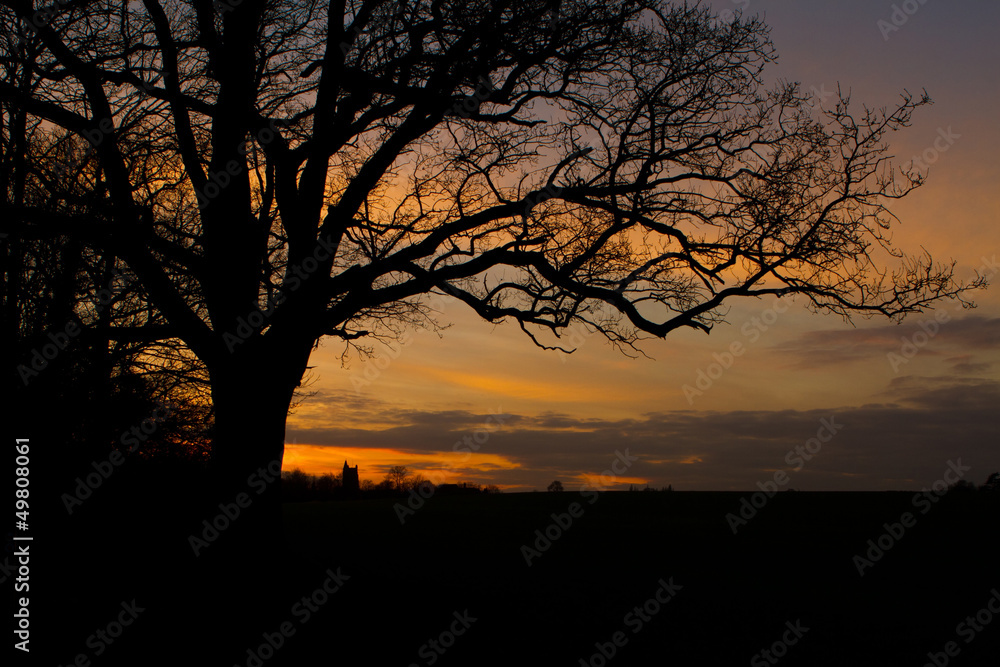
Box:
1 0 985 551
384 465 410 492
407 472 430 490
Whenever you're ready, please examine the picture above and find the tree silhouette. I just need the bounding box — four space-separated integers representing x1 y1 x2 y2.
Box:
981 472 1000 493
548 480 564 492
385 465 410 493
3 128 212 475
1 0 984 558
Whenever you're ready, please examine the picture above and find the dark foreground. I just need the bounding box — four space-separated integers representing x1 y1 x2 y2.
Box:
19 488 1000 666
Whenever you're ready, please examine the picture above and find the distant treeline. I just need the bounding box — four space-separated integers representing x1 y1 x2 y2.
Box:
280 467 502 502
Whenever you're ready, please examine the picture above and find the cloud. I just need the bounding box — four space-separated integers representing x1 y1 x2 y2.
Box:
945 355 992 374
285 376 1000 492
881 374 1000 410
769 315 1000 369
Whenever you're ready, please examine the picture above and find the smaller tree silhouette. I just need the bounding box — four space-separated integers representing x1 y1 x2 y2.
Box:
979 472 1000 493
282 468 312 501
405 473 429 491
547 480 564 493
314 473 340 498
384 466 411 493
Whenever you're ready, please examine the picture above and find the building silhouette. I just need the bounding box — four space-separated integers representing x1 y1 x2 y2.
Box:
342 461 360 493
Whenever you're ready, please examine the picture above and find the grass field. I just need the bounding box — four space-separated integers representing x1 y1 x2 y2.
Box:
38 488 1000 666
274 490 999 666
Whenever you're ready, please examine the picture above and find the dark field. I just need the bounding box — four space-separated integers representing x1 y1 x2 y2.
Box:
35 489 1000 666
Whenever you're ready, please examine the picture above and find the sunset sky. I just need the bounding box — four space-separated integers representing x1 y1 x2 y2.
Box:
284 0 1000 491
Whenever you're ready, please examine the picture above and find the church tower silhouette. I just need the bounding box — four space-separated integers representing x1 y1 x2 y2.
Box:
342 461 360 493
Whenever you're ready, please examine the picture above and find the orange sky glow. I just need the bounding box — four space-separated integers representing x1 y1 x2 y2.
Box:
280 0 1000 492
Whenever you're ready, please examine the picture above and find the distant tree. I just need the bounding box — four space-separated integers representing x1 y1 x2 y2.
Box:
281 468 312 501
360 479 377 493
547 480 564 493
315 472 340 493
411 477 436 494
484 485 502 494
981 472 1000 493
946 479 977 497
385 466 411 493
403 472 430 492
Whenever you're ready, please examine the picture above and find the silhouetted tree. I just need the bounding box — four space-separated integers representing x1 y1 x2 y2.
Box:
406 473 429 491
2 0 984 563
548 480 564 493
981 472 1000 493
946 479 976 497
385 465 410 493
281 468 312 501
407 478 436 498
314 472 341 498
484 484 502 494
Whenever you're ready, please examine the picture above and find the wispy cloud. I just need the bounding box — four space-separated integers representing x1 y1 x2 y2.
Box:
769 315 1000 369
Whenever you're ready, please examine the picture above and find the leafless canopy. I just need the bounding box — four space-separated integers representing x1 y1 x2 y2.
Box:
1 0 983 367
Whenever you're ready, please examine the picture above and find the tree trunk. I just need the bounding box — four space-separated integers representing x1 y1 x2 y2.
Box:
207 349 302 555
184 341 311 655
